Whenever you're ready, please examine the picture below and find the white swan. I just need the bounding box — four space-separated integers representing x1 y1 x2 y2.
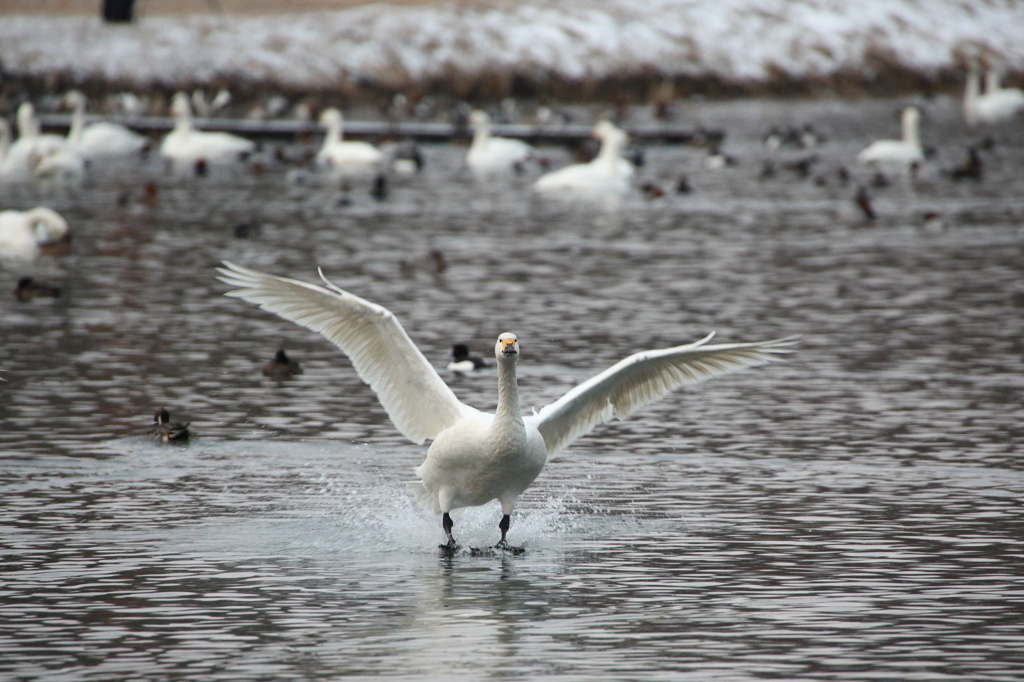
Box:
857 107 923 169
217 261 795 550
466 109 533 174
160 92 255 166
534 120 634 194
316 109 384 169
1 103 67 180
0 207 70 260
64 90 147 158
964 66 1024 126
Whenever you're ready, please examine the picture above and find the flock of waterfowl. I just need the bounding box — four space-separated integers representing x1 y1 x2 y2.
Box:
3 64 1021 552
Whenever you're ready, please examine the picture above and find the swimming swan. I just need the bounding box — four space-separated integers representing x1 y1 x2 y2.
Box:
857 107 923 169
65 90 147 158
534 120 634 194
964 67 1024 126
0 207 70 260
217 261 796 551
466 109 533 174
160 92 255 166
1 103 66 180
316 109 384 169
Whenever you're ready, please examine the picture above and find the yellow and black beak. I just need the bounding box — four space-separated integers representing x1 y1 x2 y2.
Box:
500 338 518 356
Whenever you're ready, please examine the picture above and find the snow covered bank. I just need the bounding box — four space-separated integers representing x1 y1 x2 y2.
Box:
2 0 1023 98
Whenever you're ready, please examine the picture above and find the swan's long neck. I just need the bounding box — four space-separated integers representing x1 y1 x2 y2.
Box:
471 120 490 148
985 69 1000 95
17 105 40 139
494 355 524 430
595 132 623 173
902 112 921 151
174 100 193 134
324 117 342 146
965 69 980 125
68 97 85 145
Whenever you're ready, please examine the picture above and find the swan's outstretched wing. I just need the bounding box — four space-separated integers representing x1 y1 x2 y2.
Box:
217 261 470 444
527 333 797 455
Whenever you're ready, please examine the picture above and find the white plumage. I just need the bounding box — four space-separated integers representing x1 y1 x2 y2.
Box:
160 92 255 166
964 67 1024 126
1 102 66 180
534 120 634 194
466 109 533 174
857 106 923 169
316 109 384 169
0 207 69 260
65 90 147 158
217 261 796 550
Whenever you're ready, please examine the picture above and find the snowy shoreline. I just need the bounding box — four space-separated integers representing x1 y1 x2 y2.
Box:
2 1 1023 100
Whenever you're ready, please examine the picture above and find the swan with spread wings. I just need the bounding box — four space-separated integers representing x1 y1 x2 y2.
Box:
217 261 796 552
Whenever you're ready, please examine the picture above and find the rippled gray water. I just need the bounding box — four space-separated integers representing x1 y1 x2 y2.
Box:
2 96 1024 680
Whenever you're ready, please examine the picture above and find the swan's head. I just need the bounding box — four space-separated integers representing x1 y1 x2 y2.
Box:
170 92 192 117
592 120 627 141
319 108 343 126
902 107 921 126
27 208 69 245
16 102 38 136
469 109 490 127
495 333 519 359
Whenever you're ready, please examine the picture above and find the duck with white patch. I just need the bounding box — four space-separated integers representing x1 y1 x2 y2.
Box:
447 343 491 373
218 261 796 553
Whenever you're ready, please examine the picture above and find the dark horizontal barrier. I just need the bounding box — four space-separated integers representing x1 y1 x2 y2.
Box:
36 114 724 146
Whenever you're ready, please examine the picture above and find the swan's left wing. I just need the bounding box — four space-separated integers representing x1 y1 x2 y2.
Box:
527 333 797 455
217 261 469 445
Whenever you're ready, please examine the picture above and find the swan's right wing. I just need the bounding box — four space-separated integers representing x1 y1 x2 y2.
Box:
528 333 797 455
217 261 470 444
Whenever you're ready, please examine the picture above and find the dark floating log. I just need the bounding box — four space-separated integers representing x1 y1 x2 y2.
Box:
36 114 723 146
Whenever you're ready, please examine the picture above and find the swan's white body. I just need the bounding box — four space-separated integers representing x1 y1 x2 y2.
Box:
65 91 147 158
217 261 795 548
160 92 255 166
466 110 533 174
964 68 1024 126
1 103 66 180
857 107 923 168
0 207 69 260
534 120 634 194
316 109 384 169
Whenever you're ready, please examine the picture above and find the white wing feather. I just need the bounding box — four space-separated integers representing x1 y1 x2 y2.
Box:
217 261 470 444
527 333 797 455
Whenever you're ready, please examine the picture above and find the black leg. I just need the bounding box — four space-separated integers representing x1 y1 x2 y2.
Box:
494 514 511 549
442 512 456 550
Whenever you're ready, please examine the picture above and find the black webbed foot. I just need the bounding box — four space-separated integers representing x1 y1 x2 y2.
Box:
494 540 526 556
439 539 459 556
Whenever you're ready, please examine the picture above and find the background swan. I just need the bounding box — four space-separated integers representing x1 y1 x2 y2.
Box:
534 120 634 194
316 109 384 169
0 207 69 260
217 261 795 550
466 109 533 174
65 90 147 158
1 103 66 180
160 92 255 166
964 67 1024 126
857 106 923 169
